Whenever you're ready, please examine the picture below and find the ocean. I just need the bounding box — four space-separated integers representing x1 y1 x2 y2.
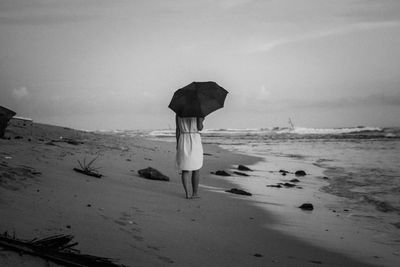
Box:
148 126 400 214
109 126 400 264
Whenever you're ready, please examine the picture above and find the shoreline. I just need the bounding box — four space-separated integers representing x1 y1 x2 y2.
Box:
0 122 381 266
215 147 399 267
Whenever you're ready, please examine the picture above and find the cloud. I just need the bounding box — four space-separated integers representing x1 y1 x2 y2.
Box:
12 86 29 98
248 20 400 53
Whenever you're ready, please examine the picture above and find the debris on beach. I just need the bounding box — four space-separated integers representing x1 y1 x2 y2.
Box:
282 182 296 187
295 170 307 176
138 167 169 181
225 188 252 196
238 165 252 171
267 184 282 188
267 182 300 189
289 178 300 183
279 169 289 175
212 170 231 176
299 203 314 210
233 171 249 176
73 156 103 178
0 233 127 267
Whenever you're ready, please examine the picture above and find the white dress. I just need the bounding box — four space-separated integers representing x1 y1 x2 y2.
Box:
176 117 203 171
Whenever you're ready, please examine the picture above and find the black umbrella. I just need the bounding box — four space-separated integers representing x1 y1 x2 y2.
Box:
168 81 228 117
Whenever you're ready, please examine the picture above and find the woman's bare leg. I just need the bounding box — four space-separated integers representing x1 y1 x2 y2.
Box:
181 171 190 199
191 170 200 198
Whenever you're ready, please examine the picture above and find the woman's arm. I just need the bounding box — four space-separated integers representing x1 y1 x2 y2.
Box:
175 115 180 149
197 117 204 131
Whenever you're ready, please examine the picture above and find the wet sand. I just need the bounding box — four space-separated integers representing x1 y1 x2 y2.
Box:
0 122 376 266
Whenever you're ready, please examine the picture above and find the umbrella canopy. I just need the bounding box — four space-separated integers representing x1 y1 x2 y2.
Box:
168 81 228 117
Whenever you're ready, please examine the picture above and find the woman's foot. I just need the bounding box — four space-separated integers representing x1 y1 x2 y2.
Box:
191 194 200 199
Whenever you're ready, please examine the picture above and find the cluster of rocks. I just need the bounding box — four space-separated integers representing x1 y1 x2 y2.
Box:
211 164 253 177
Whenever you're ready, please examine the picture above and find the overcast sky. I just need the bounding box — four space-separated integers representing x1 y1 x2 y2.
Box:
1 0 400 130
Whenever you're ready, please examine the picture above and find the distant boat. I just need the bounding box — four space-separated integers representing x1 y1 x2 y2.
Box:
288 118 295 131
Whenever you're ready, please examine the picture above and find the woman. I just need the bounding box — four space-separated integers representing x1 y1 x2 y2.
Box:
176 115 204 199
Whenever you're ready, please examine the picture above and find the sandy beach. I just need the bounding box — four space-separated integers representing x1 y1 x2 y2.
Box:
0 122 380 266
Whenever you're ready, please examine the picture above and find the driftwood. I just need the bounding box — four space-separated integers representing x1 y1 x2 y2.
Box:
74 156 103 178
73 168 102 178
0 233 127 267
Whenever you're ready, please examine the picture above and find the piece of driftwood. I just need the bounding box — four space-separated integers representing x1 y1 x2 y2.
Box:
73 168 102 178
74 156 103 178
0 233 127 267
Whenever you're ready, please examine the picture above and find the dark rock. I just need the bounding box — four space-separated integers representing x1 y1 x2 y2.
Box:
343 209 349 212
14 136 23 139
309 260 322 264
290 178 300 183
267 184 282 188
138 167 169 181
279 169 289 174
322 176 329 180
282 182 296 187
126 158 131 161
225 188 252 196
214 170 231 176
0 106 16 138
233 171 249 176
66 225 71 229
253 253 263 257
281 172 287 176
238 165 252 171
203 153 213 156
295 170 307 176
299 203 314 210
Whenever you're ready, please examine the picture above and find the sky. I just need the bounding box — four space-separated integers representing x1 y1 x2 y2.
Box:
1 0 400 130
